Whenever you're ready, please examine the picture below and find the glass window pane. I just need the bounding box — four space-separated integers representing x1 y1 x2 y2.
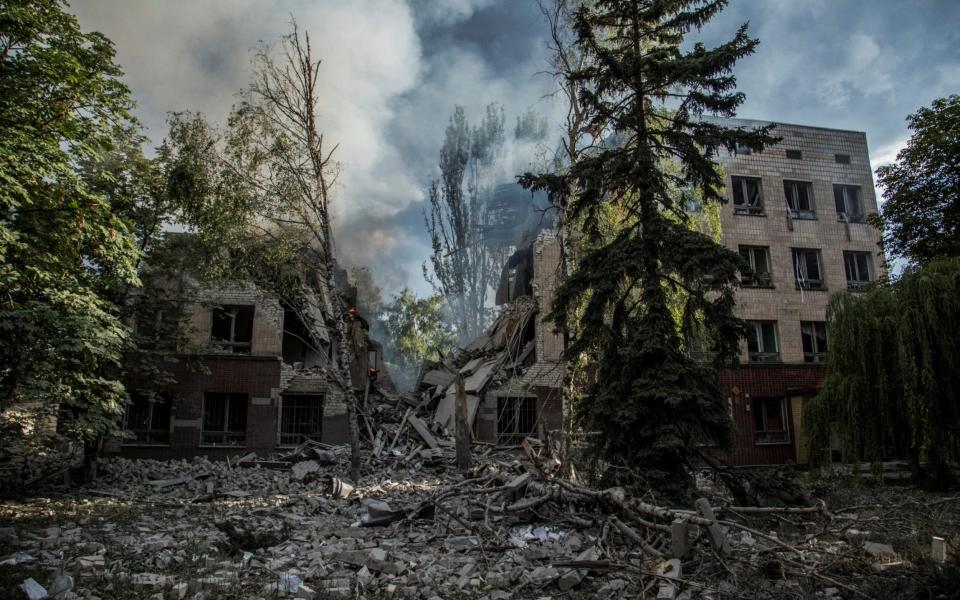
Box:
805 252 821 280
801 322 813 354
746 323 759 353
834 185 845 213
761 322 777 352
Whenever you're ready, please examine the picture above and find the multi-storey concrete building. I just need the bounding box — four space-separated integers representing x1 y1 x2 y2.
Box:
712 118 883 465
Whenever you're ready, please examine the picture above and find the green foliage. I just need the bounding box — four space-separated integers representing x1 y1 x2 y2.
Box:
805 258 960 487
381 287 456 391
875 95 960 265
519 0 777 500
0 0 140 442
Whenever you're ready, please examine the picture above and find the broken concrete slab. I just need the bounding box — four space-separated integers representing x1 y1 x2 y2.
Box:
19 578 47 600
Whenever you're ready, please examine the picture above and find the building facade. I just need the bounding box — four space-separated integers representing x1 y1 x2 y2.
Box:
712 119 883 465
117 278 385 460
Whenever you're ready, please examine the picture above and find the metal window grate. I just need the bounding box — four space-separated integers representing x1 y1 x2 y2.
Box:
279 395 324 446
496 396 537 445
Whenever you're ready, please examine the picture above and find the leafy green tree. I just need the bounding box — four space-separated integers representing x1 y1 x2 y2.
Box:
520 0 776 499
875 95 960 266
381 287 456 391
0 0 140 460
805 258 960 488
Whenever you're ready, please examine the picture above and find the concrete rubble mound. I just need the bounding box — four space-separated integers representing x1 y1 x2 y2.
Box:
3 437 948 599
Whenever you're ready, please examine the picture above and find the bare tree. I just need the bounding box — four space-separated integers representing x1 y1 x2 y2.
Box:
166 22 363 481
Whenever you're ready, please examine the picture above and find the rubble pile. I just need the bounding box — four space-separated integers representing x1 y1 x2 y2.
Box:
3 445 959 599
404 296 539 439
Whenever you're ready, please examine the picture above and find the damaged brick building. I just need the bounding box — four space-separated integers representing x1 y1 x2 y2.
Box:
117 266 388 459
713 119 884 466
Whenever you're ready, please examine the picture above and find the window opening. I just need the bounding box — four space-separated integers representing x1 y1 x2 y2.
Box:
784 180 815 219
801 321 828 363
833 184 864 223
747 320 779 363
211 305 254 353
843 251 873 290
738 246 772 287
496 396 537 445
753 397 789 444
124 391 170 445
279 395 323 446
201 393 247 446
732 176 764 215
792 248 825 290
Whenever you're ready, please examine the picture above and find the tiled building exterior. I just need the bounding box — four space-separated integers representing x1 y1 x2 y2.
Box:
713 118 883 465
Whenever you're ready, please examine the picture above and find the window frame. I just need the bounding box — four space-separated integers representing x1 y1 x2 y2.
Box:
746 320 780 363
123 391 171 446
791 248 826 290
843 251 873 290
833 184 864 223
731 176 765 216
738 245 773 288
210 305 255 354
753 397 790 445
785 149 802 160
783 180 816 220
200 393 248 447
800 321 828 364
278 394 324 447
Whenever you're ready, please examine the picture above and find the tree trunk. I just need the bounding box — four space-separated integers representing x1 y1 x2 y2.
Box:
334 312 362 483
455 374 472 472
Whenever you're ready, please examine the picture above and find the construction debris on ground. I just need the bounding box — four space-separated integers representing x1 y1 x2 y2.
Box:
2 435 959 599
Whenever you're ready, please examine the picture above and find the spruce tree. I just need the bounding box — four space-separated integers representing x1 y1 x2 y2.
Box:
521 0 776 499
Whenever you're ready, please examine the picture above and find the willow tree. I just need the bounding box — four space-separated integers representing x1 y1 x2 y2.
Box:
805 258 960 487
520 0 775 499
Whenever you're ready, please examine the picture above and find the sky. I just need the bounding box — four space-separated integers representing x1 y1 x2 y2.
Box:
69 0 960 297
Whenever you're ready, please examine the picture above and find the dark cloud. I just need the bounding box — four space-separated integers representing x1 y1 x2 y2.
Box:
69 0 959 296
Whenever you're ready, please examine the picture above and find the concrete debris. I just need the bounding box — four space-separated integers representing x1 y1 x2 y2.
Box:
1 441 953 600
19 578 47 600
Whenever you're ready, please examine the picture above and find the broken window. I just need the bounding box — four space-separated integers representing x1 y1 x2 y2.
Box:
731 176 764 215
753 397 789 444
496 396 537 445
783 180 815 219
211 305 254 353
123 391 170 445
746 320 779 363
785 149 802 160
734 142 753 156
833 184 864 223
201 393 247 446
843 251 873 290
738 246 772 287
792 248 825 290
279 395 323 446
834 153 851 164
801 321 828 364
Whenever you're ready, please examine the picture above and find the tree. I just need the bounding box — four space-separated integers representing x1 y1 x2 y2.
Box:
0 0 140 464
805 258 960 488
381 287 456 391
875 95 960 266
423 104 507 344
164 23 365 482
520 0 776 500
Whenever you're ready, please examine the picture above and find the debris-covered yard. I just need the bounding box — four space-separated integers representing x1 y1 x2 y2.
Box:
2 444 959 600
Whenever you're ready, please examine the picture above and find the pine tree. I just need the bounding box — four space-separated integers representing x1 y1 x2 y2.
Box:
521 0 776 499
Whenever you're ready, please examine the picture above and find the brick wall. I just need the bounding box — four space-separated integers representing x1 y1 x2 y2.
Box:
185 283 283 356
533 230 564 363
720 363 824 465
122 355 281 459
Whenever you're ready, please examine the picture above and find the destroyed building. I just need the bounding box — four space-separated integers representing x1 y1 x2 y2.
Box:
711 119 884 466
412 224 564 445
116 260 389 459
